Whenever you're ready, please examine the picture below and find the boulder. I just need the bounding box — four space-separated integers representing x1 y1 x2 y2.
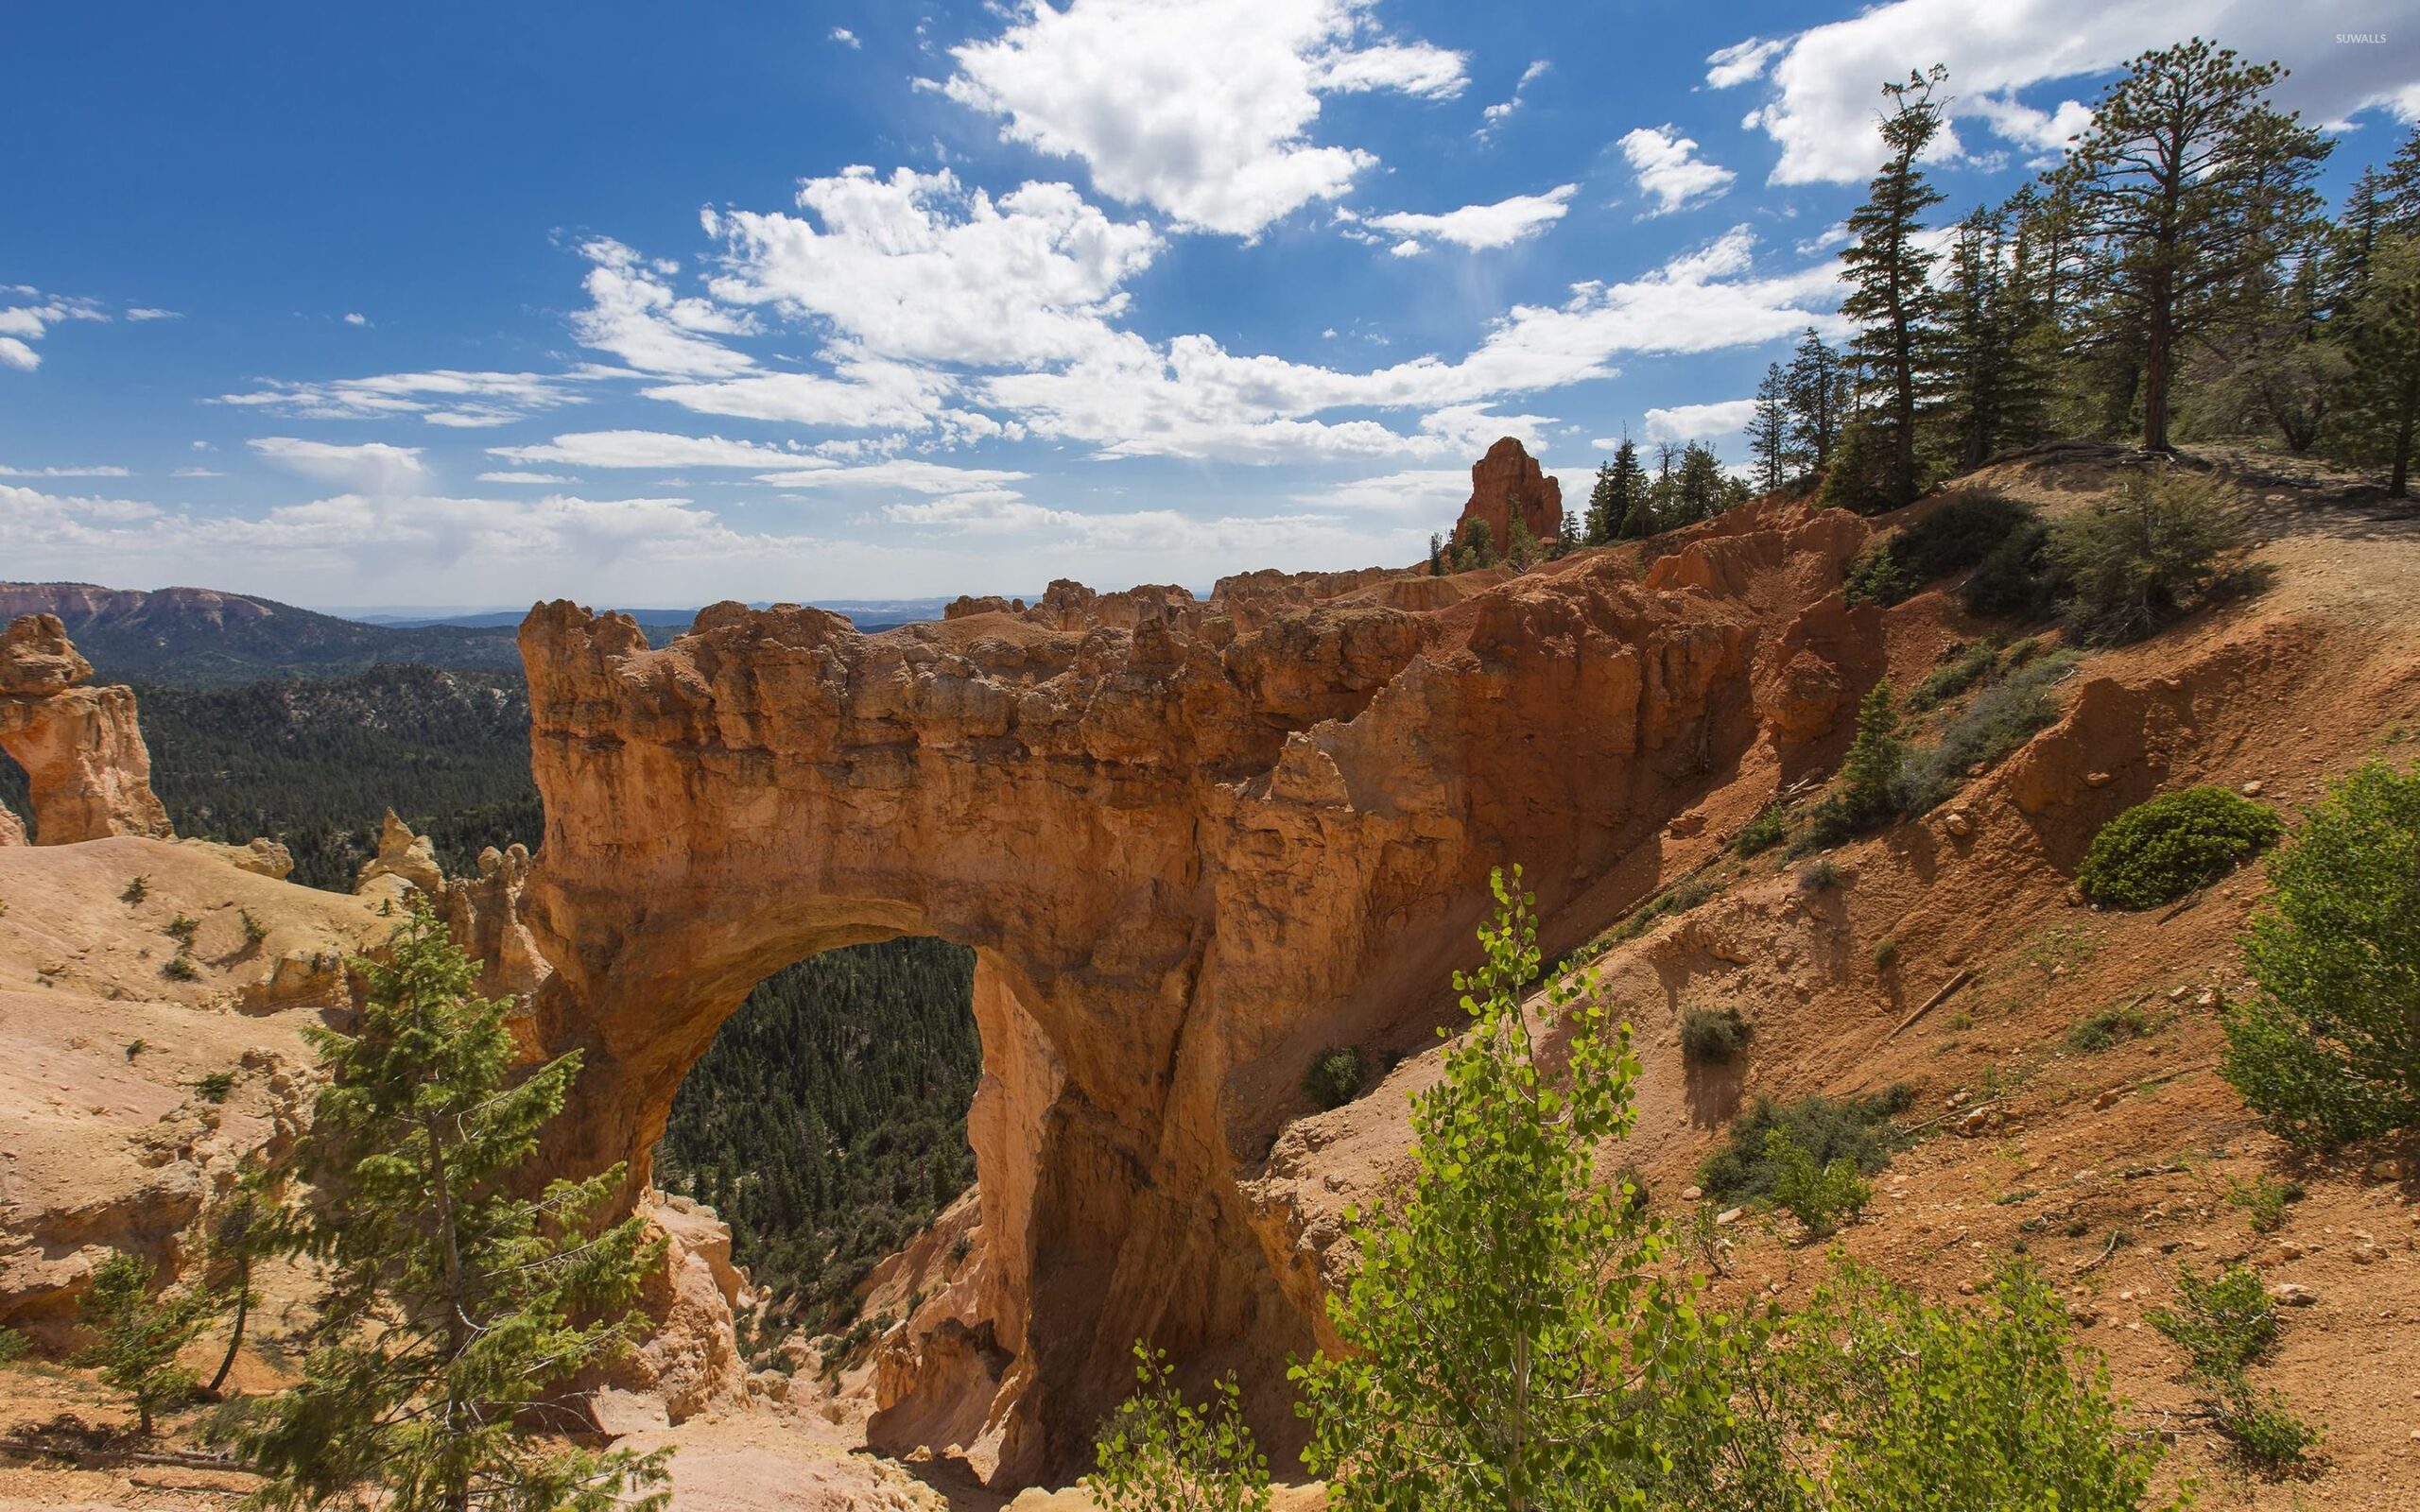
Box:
0 612 94 696
354 810 444 901
180 835 296 879
596 1192 748 1424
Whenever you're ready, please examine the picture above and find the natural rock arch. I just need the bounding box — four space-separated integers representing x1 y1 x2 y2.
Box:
510 505 1870 1485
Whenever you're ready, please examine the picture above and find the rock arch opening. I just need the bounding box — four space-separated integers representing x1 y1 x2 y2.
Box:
653 937 982 1343
0 746 33 841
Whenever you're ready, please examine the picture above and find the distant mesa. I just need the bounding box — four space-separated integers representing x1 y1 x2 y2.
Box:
1453 436 1563 552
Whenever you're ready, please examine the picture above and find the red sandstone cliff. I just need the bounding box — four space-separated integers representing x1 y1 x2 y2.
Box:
510 497 1876 1484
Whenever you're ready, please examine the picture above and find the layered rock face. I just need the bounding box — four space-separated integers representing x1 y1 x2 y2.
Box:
0 613 173 844
1454 436 1564 550
512 499 1871 1485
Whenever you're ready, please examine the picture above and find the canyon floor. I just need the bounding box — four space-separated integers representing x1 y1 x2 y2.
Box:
6 445 2420 1508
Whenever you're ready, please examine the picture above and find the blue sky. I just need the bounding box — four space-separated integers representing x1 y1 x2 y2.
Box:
4 0 2414 610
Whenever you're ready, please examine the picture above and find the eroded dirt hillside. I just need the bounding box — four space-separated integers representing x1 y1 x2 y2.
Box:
1243 448 2420 1509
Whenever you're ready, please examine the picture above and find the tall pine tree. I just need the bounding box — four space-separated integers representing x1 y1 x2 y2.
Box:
1582 460 1620 544
1604 440 1652 540
2337 232 2420 496
1837 65 1948 509
1749 363 1791 492
1931 204 2016 472
1783 329 1850 477
2056 40 2330 452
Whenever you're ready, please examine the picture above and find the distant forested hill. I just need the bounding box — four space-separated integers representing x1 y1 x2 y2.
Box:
655 937 983 1332
138 663 543 889
0 582 530 685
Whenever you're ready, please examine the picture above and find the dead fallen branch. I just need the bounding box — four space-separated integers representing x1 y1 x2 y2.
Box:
0 1434 255 1474
1886 967 1978 1040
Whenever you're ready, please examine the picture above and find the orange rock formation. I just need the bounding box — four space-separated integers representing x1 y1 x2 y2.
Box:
509 498 1876 1485
0 613 172 845
1454 436 1563 551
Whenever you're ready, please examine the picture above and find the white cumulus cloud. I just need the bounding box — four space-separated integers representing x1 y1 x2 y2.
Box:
1643 398 1758 441
1729 0 2420 185
1359 183 1577 251
942 0 1466 236
1618 125 1737 215
0 289 111 372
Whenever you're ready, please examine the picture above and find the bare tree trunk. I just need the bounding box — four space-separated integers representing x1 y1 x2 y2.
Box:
205 1258 249 1396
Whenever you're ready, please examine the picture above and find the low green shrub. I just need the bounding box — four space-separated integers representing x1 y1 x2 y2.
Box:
2222 761 2420 1150
1087 1342 1271 1512
2224 1175 2302 1233
1301 1046 1367 1111
1841 492 2043 609
1962 517 2068 620
2066 1005 2154 1052
1842 541 1920 607
1731 805 1786 856
1678 1006 1752 1064
2211 1384 2321 1474
1697 1087 1910 1206
194 1070 236 1105
162 955 199 982
1871 936 1899 971
2052 468 2243 644
2147 1263 2276 1381
1766 1126 1872 1236
2077 786 2282 909
164 914 199 947
1769 1260 2186 1510
0 1325 28 1365
1893 651 2078 815
1796 858 1843 892
1905 641 1998 713
2147 1263 2317 1474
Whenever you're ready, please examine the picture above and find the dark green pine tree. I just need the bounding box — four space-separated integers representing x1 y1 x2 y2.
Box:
1837 65 1949 509
245 903 670 1512
1929 204 2024 472
1582 460 1620 544
1671 441 1729 525
2336 231 2420 496
1605 439 1652 540
1994 187 2063 451
1783 328 1851 477
1554 507 1580 558
2055 39 2330 452
1749 362 1792 493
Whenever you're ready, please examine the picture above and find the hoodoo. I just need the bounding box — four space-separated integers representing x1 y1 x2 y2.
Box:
1454 436 1564 552
510 500 1875 1484
0 612 173 845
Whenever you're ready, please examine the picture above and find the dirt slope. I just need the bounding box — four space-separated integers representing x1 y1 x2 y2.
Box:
1246 448 2420 1508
